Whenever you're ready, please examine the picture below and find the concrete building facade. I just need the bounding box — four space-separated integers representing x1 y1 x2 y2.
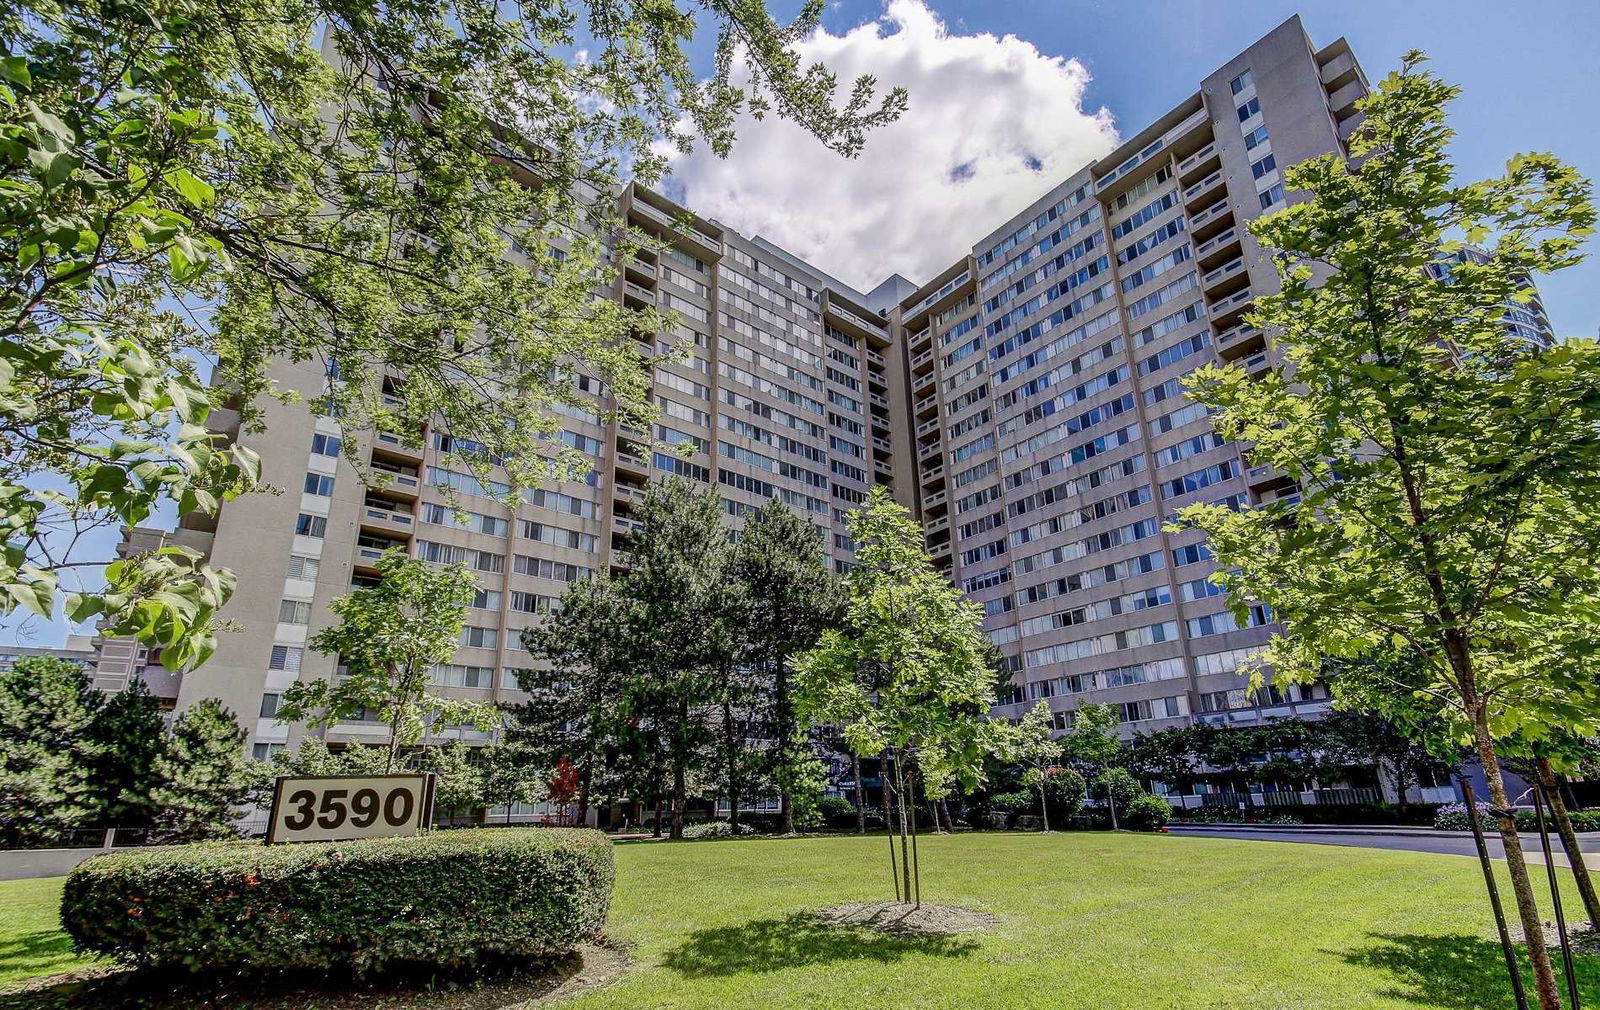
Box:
103 17 1548 766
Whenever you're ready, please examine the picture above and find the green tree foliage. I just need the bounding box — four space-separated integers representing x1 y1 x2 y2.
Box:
1173 52 1597 1009
0 655 100 845
1062 703 1126 829
1 0 903 663
730 497 840 832
1002 701 1064 832
797 487 1000 902
425 741 487 822
149 698 250 842
611 478 732 840
278 550 492 772
516 574 639 825
86 678 166 830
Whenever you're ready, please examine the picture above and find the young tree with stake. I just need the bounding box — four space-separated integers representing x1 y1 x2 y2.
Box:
797 488 1000 906
1175 53 1599 1010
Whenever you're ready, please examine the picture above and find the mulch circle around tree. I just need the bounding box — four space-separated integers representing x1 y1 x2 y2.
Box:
0 940 630 1010
814 901 997 937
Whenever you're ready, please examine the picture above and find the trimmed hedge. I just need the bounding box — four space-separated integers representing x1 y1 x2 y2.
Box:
1120 793 1171 832
61 827 613 973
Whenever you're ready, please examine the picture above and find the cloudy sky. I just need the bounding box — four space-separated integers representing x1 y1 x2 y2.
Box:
660 0 1121 293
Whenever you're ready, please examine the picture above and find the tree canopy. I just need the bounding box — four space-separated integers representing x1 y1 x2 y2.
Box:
1 0 904 663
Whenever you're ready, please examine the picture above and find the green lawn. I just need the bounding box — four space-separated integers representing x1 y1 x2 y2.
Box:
4 832 1598 1008
0 876 100 986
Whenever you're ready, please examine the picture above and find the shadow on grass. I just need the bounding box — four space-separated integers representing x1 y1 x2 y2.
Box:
661 911 979 979
0 928 86 983
1342 932 1600 1008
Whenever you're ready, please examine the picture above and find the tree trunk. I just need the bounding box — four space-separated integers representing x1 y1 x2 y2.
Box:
881 752 900 901
775 652 795 835
671 757 687 840
1537 757 1600 927
940 799 954 833
577 764 593 826
1393 757 1411 813
1039 780 1051 833
1476 713 1562 1010
723 699 741 833
852 753 866 835
652 787 664 839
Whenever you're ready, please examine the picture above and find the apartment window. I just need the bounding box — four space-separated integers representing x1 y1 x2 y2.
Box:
278 599 312 625
459 625 497 648
1249 153 1277 179
260 693 283 718
303 472 335 496
310 433 341 457
471 588 503 610
294 513 327 538
1258 183 1286 210
268 645 303 671
1242 125 1269 150
1236 97 1260 121
252 742 286 761
286 554 321 581
1229 70 1253 94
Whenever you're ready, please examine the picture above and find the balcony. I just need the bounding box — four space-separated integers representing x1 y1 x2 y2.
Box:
613 483 647 508
360 503 415 535
1183 169 1225 205
1195 226 1242 264
1202 257 1248 294
614 515 644 536
1188 200 1233 234
629 199 723 256
371 464 421 498
874 459 893 477
1319 49 1358 87
615 451 649 477
866 347 886 367
907 328 933 353
920 463 945 485
1216 323 1265 360
623 254 656 283
912 369 936 397
919 441 941 461
1208 287 1254 325
1247 462 1290 489
623 281 657 306
872 436 893 454
1327 80 1364 116
916 417 939 437
925 515 950 536
923 488 947 510
913 394 937 417
372 430 425 464
1178 140 1220 181
911 346 934 370
868 368 888 390
1243 351 1270 377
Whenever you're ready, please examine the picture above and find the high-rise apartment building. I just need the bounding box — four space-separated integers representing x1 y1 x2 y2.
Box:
108 17 1548 760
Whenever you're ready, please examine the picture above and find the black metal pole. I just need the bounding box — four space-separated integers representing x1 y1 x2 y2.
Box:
1462 779 1531 1010
885 756 901 903
1535 783 1580 1010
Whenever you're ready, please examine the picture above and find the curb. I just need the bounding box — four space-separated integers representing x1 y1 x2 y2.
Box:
1169 823 1600 840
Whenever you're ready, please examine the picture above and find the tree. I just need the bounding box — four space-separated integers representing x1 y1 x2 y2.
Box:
2 0 903 662
0 656 100 846
424 741 486 823
796 487 1000 906
612 479 731 840
516 574 639 826
1063 703 1125 829
477 740 545 824
278 550 493 772
149 699 250 842
1174 53 1598 1009
1127 724 1211 798
1003 702 1064 832
87 678 166 831
731 498 841 833
548 755 580 826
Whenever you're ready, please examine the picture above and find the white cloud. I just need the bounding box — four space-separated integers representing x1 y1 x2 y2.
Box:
661 0 1119 292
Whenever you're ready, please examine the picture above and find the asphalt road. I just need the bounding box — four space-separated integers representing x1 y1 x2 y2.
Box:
1167 825 1600 865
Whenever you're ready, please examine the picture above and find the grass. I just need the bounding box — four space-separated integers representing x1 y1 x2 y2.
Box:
4 832 1599 1008
0 876 99 986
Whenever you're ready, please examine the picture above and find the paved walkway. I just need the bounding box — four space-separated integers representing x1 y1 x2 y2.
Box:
1168 823 1600 866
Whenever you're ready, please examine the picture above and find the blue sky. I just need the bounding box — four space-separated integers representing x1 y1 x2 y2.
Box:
9 1 1597 647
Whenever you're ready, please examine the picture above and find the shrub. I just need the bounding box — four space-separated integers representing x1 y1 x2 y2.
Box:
990 790 1035 814
1433 801 1493 832
62 827 613 973
815 795 858 829
1120 793 1171 832
1042 767 1087 823
682 820 756 839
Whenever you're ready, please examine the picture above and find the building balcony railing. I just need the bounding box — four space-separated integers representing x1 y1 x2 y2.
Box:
1195 226 1241 261
1178 140 1219 178
1183 168 1225 204
1188 199 1233 232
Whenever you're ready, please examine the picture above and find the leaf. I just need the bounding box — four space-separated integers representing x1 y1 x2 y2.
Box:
166 167 214 209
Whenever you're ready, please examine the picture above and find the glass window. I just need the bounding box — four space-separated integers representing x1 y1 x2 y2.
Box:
1229 70 1253 94
294 513 327 538
1236 97 1260 122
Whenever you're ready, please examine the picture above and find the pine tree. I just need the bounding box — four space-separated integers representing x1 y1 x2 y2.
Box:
732 498 841 833
150 699 250 842
87 679 166 831
0 656 101 846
